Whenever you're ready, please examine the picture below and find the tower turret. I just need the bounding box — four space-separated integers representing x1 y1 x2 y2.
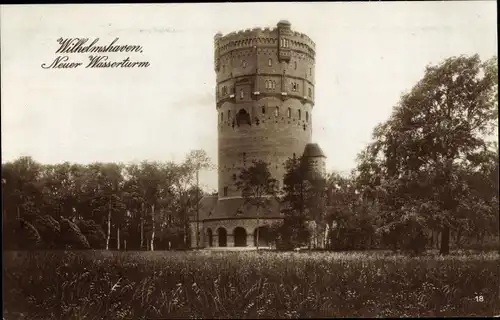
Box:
302 142 327 179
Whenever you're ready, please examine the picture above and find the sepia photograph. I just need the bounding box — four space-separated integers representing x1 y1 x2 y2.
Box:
1 2 499 319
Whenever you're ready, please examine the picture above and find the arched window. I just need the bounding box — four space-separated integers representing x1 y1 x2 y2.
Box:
240 89 244 99
287 108 291 118
298 109 301 120
262 106 265 114
236 109 251 126
308 87 312 97
272 81 276 89
228 110 231 120
294 61 297 70
242 60 247 68
305 111 309 122
265 80 269 89
221 112 223 122
275 107 279 117
268 58 272 67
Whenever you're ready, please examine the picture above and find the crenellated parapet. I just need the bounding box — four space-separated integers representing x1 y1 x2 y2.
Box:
214 21 315 64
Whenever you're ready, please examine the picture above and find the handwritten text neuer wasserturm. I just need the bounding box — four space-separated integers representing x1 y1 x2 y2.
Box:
41 37 151 69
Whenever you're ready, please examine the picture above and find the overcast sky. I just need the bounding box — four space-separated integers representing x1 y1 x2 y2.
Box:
1 2 497 191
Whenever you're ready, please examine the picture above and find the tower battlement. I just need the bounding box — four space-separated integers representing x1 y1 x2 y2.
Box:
214 21 315 59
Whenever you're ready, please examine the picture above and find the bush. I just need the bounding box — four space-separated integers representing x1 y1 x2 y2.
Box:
60 218 90 249
76 220 106 249
4 219 42 250
33 215 61 249
378 219 429 255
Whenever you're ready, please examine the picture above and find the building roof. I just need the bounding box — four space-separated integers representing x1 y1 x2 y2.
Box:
190 196 283 221
190 195 218 220
302 143 326 158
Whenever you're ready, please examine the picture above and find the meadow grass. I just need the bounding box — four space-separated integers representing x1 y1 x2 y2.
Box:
3 250 499 319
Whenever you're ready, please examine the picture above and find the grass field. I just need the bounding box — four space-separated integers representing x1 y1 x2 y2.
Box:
3 250 499 319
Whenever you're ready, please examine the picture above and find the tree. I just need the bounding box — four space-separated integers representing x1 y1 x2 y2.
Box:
33 215 61 249
234 160 278 250
278 156 314 249
2 157 44 223
359 54 498 255
77 219 106 249
183 150 214 248
60 217 90 249
1 148 214 251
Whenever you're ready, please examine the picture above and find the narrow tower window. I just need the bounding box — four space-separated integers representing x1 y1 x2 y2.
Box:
298 109 302 120
223 187 228 197
262 106 266 114
275 107 279 117
294 61 297 70
309 68 312 76
228 110 231 120
308 87 312 97
268 58 272 67
306 111 309 122
272 81 276 89
287 108 291 118
240 89 244 99
221 112 224 122
242 60 247 68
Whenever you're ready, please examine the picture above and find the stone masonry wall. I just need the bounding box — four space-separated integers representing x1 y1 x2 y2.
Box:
215 21 316 198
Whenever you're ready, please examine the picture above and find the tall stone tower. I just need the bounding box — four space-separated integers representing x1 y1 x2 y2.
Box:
214 20 315 197
190 20 324 249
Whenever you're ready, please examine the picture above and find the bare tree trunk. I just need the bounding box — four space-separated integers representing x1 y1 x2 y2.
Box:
106 197 111 250
455 228 462 248
117 227 120 250
256 207 260 250
140 204 144 250
196 168 200 248
440 226 450 255
151 204 155 251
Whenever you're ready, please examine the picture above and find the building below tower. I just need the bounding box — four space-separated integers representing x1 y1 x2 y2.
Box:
188 142 328 249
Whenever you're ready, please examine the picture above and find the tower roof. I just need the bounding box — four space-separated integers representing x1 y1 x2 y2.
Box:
303 143 326 158
277 20 291 26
